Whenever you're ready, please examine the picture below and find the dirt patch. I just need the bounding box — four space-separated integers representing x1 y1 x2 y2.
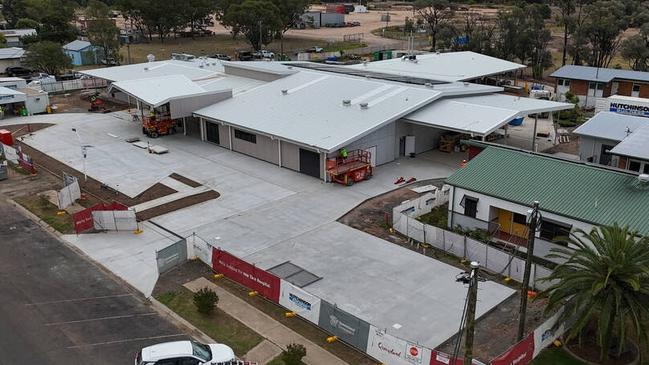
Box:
136 190 220 221
154 260 378 365
49 90 129 114
1 123 53 137
169 173 202 188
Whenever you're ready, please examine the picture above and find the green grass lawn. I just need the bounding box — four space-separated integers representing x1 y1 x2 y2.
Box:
531 347 585 365
120 35 364 63
417 203 449 228
15 194 74 233
156 289 263 357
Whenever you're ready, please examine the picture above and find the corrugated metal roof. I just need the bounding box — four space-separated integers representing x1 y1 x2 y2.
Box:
63 40 92 52
405 94 574 136
573 112 649 141
0 28 37 37
609 124 649 160
551 65 649 83
109 75 215 107
446 146 649 235
194 70 443 152
81 58 226 82
0 47 25 59
346 51 525 82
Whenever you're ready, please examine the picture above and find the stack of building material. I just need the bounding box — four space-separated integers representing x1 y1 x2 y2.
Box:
439 133 460 153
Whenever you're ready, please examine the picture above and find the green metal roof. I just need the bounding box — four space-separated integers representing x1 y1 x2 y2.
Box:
446 146 649 235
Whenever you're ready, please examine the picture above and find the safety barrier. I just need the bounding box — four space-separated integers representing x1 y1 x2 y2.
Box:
72 201 129 233
40 78 107 93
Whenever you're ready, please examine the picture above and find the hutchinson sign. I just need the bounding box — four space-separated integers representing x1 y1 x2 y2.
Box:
609 102 649 117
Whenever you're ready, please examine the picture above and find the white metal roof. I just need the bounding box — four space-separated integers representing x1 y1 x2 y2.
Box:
346 51 525 82
0 47 25 60
63 40 92 51
551 65 649 83
194 70 443 152
109 75 217 107
610 124 649 160
573 112 649 141
195 75 265 95
0 28 37 38
404 93 574 136
0 86 26 103
80 58 226 82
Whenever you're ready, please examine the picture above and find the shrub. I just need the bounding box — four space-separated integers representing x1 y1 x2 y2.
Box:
282 343 307 365
193 288 219 315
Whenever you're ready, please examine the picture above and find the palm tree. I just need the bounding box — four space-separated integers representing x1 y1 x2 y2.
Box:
540 224 649 361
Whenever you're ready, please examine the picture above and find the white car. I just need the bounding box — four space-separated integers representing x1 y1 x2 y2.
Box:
257 50 274 59
135 340 235 365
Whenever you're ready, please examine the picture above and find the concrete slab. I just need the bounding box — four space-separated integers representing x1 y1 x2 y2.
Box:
243 340 282 365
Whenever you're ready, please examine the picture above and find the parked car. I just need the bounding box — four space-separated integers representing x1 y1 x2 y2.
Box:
305 46 324 53
135 340 235 365
210 53 231 61
351 21 361 26
237 50 254 61
254 49 275 59
5 66 32 77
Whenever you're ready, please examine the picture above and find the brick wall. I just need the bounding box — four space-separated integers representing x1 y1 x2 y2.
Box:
570 79 589 95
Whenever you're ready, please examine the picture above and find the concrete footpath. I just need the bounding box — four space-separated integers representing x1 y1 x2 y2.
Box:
184 278 348 365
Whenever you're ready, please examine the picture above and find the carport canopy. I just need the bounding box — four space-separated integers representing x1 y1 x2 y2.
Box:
403 93 574 136
0 86 26 104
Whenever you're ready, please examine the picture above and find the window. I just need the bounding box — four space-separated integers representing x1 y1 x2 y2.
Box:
632 84 641 92
558 79 570 87
234 129 256 144
588 82 604 91
539 219 572 241
460 195 479 218
513 213 527 225
629 160 641 172
179 358 200 365
644 163 649 174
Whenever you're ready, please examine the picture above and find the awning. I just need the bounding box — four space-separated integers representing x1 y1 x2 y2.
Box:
0 86 26 104
404 94 574 136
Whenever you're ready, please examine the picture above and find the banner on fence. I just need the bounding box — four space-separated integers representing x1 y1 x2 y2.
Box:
318 301 370 350
212 248 280 302
533 310 565 357
490 333 534 365
279 280 321 324
72 201 128 234
1 143 18 163
366 325 431 365
57 178 80 209
17 149 35 174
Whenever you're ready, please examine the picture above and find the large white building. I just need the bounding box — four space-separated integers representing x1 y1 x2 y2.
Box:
82 52 573 180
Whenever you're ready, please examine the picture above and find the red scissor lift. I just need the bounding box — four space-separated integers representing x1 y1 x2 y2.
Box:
327 149 373 186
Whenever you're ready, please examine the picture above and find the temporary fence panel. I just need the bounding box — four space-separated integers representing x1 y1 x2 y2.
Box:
430 351 486 365
366 325 432 365
41 78 107 93
533 309 565 357
17 150 35 173
318 300 370 351
484 245 514 276
1 143 18 163
279 280 322 325
57 179 80 209
490 332 535 365
465 237 487 263
212 248 281 302
445 231 466 258
92 209 137 231
156 238 188 274
72 202 129 233
190 235 213 266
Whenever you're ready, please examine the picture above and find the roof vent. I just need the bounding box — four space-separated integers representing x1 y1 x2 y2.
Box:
639 174 649 183
424 82 434 88
143 67 149 71
463 82 469 87
360 102 369 109
342 99 351 106
363 61 368 67
435 50 440 55
281 89 288 95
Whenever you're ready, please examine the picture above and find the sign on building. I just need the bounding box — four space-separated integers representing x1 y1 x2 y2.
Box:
317 301 370 350
279 281 321 324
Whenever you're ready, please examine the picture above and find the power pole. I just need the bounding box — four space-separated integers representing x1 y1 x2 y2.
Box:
463 261 480 365
517 201 541 341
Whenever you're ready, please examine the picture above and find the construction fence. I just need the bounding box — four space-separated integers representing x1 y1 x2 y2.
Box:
392 191 554 291
178 234 565 365
41 78 108 93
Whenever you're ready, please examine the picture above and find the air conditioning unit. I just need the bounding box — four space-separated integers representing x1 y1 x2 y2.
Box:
639 174 649 183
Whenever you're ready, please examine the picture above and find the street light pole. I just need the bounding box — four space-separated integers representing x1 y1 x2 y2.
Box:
72 128 87 182
463 261 480 365
517 201 541 341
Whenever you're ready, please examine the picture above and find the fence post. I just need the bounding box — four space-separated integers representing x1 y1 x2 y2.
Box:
442 229 446 251
463 235 467 259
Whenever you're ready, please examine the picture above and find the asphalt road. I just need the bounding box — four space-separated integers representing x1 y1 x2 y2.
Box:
0 198 188 364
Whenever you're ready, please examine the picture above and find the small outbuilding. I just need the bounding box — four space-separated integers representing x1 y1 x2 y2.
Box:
63 40 99 66
0 28 36 47
0 47 25 74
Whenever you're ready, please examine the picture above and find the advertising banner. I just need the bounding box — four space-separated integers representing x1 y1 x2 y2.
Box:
366 325 432 365
279 280 321 325
533 310 565 357
18 150 35 174
212 248 281 302
1 143 18 163
429 351 485 365
318 300 370 351
72 201 130 234
490 333 534 365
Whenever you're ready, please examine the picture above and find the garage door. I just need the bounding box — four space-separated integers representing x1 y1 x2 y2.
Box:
299 148 320 178
205 122 220 144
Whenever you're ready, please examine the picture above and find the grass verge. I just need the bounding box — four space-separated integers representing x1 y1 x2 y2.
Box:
531 347 585 365
15 194 74 233
267 355 305 365
156 289 263 357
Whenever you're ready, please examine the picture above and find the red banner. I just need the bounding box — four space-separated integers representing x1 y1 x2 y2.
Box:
490 333 535 365
72 201 130 234
212 248 280 303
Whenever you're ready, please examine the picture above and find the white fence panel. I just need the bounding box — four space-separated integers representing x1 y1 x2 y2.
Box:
279 280 322 324
1 143 18 163
92 209 137 231
445 231 465 258
57 179 80 209
465 238 487 264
